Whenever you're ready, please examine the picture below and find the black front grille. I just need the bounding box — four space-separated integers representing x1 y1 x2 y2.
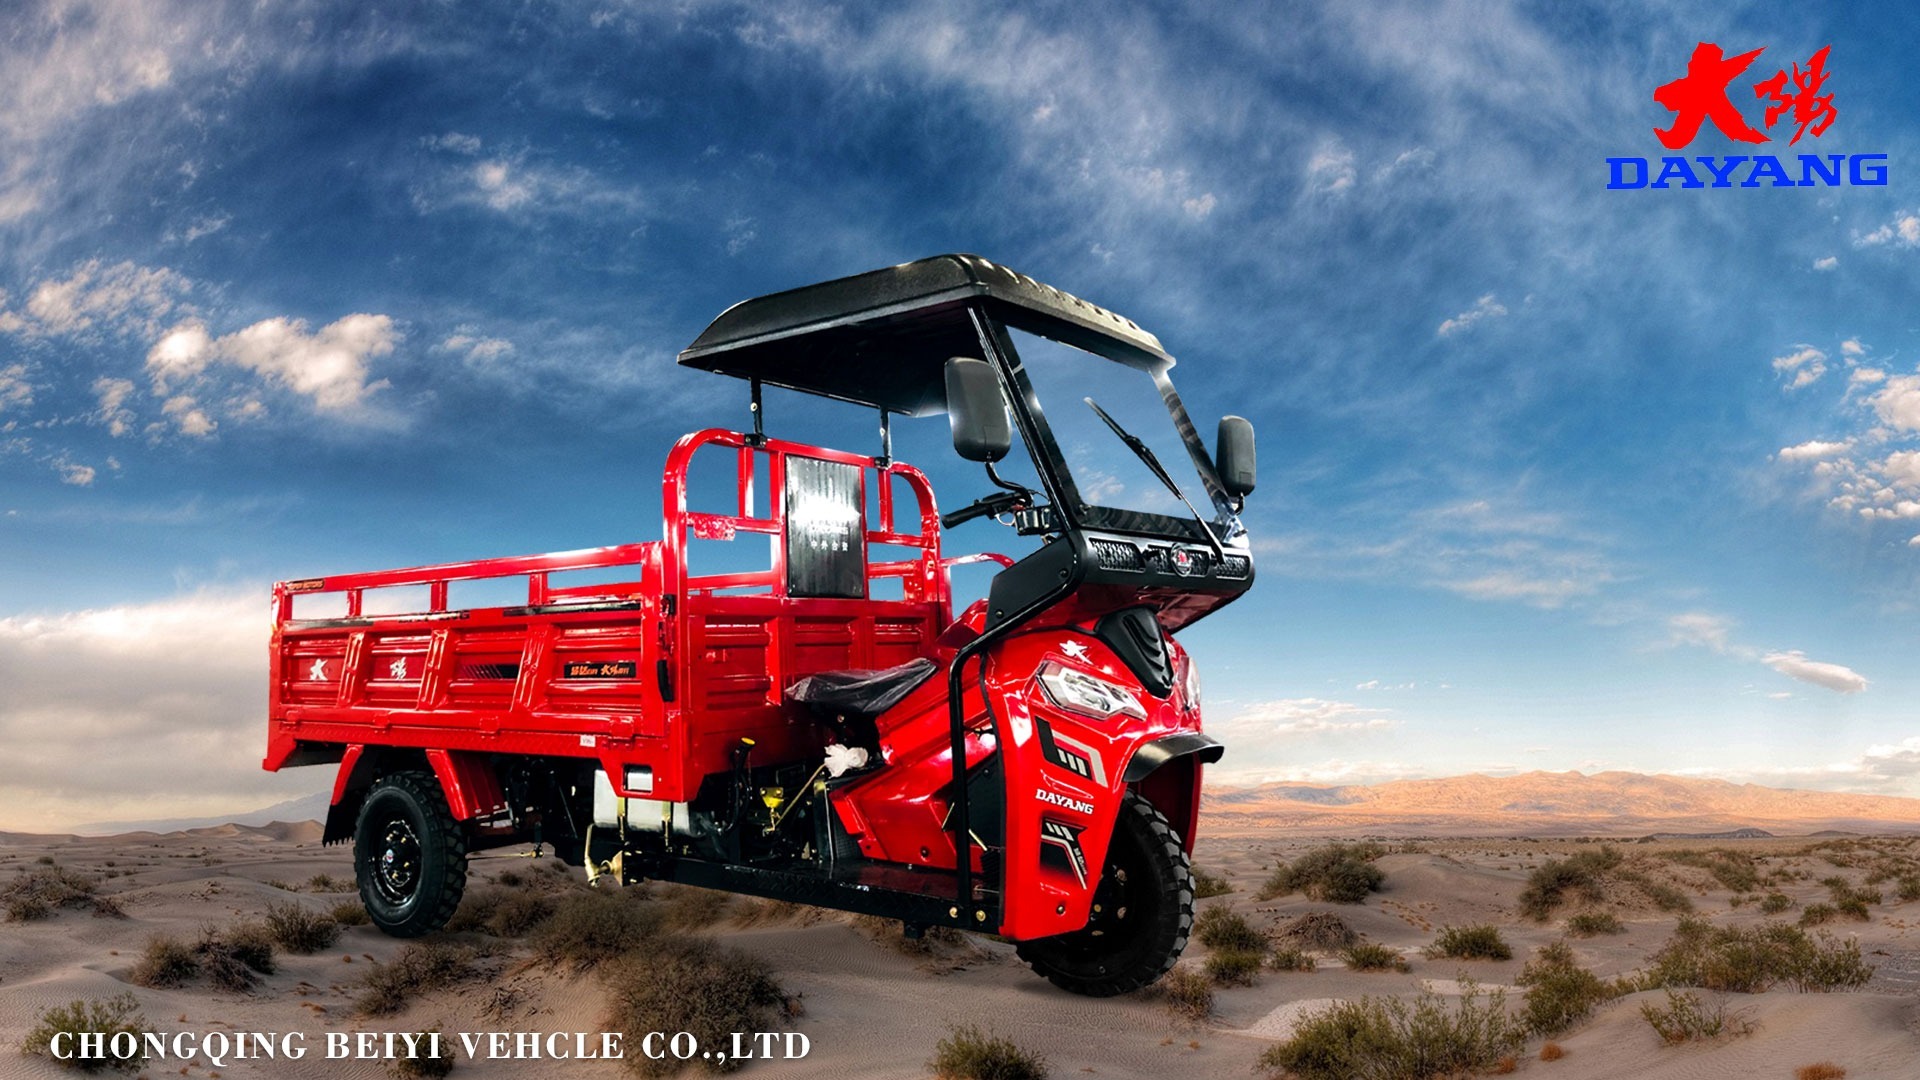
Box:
1218 554 1251 578
1089 538 1142 571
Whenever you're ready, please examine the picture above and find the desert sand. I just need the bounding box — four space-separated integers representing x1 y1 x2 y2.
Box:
3 784 1919 1079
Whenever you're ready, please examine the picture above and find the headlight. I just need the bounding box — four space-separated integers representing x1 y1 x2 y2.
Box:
1037 662 1148 722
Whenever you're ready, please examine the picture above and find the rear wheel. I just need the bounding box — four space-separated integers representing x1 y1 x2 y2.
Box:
354 771 467 937
1016 792 1193 996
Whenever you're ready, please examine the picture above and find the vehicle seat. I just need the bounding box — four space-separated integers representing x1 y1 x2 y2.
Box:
787 657 939 752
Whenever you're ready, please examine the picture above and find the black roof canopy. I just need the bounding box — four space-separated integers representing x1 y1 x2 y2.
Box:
678 254 1172 416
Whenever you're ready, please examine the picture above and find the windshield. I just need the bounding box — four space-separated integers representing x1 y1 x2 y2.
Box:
1005 326 1240 542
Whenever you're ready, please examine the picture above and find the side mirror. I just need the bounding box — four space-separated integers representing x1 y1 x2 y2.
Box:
1216 415 1256 498
945 357 1011 463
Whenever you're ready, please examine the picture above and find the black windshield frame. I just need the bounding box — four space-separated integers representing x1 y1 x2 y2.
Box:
973 305 1244 547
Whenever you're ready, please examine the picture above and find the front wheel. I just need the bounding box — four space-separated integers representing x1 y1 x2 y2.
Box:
354 771 468 937
1016 792 1193 996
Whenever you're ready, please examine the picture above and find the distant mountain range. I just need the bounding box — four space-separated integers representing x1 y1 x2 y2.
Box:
1202 770 1920 836
73 791 330 837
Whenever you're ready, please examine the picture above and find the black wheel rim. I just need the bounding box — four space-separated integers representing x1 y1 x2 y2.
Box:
373 816 422 906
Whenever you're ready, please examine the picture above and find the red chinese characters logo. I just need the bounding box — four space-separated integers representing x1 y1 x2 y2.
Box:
1653 42 1836 150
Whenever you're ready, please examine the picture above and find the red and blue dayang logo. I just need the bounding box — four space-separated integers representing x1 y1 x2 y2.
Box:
1610 42 1886 189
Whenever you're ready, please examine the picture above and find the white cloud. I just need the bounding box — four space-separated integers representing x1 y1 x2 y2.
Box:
473 160 533 210
1849 367 1886 389
1910 534 1920 547
1855 210 1920 248
442 333 515 363
1860 737 1920 781
162 394 216 437
1445 570 1595 607
1218 697 1394 736
1812 256 1837 271
1437 294 1507 337
1761 650 1868 694
1182 192 1217 219
0 363 31 411
0 259 193 340
93 376 136 436
1776 439 1851 462
1666 612 1734 652
1870 374 1920 432
147 313 397 414
55 460 95 486
1306 142 1357 195
423 132 483 154
1840 338 1866 359
1771 345 1827 390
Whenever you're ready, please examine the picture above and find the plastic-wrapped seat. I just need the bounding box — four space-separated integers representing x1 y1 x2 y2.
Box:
787 657 938 752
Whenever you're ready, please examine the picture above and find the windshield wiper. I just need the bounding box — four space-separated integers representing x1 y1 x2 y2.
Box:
1084 397 1226 561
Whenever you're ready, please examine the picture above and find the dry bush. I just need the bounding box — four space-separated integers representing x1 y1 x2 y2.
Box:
1795 1064 1846 1080
307 873 347 893
221 921 279 975
536 892 662 971
928 1024 1049 1080
660 885 731 929
1341 943 1409 973
1659 849 1761 892
1565 911 1624 936
1156 966 1214 1023
1427 925 1512 961
730 898 820 927
1759 892 1794 915
850 914 971 958
128 934 200 989
331 900 372 926
1192 867 1233 898
1518 942 1614 1035
1258 843 1386 903
1276 911 1357 950
1194 906 1267 952
3 865 114 922
20 994 150 1073
1539 1042 1566 1061
1257 986 1525 1080
1640 917 1872 993
1800 903 1838 927
1519 847 1623 920
265 901 341 953
601 937 793 1077
1269 945 1316 973
195 926 272 992
355 943 480 1017
1205 949 1264 987
1639 989 1753 1044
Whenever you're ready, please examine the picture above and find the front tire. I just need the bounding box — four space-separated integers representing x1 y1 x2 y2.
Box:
354 771 467 938
1016 792 1194 996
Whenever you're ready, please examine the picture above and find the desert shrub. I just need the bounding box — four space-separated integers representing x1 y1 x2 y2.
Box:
1539 1042 1566 1061
1277 911 1356 949
331 900 371 926
1759 892 1793 915
602 937 793 1077
20 994 150 1073
387 1029 455 1079
221 921 279 975
1194 906 1266 952
1641 917 1872 993
1192 867 1233 898
537 892 662 970
1258 843 1386 903
128 934 200 988
1341 943 1409 973
1897 876 1920 903
661 885 731 929
1566 911 1624 936
1256 986 1525 1080
850 913 969 956
1518 847 1624 920
1641 882 1694 913
1799 903 1837 927
1427 925 1512 961
1517 942 1614 1035
1639 989 1752 1044
1269 946 1316 973
265 901 341 954
307 872 346 892
1660 849 1761 892
193 928 269 992
3 865 111 922
1158 966 1214 1023
928 1024 1048 1080
1205 949 1264 986
490 891 557 937
1795 1065 1846 1080
356 943 480 1017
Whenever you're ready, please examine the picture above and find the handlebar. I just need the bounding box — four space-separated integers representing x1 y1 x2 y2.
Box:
940 489 1028 529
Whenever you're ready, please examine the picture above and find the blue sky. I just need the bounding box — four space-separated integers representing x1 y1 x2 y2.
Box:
3 1 1918 831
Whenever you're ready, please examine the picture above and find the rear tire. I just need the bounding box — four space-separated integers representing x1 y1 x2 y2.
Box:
1016 792 1193 996
354 771 467 938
